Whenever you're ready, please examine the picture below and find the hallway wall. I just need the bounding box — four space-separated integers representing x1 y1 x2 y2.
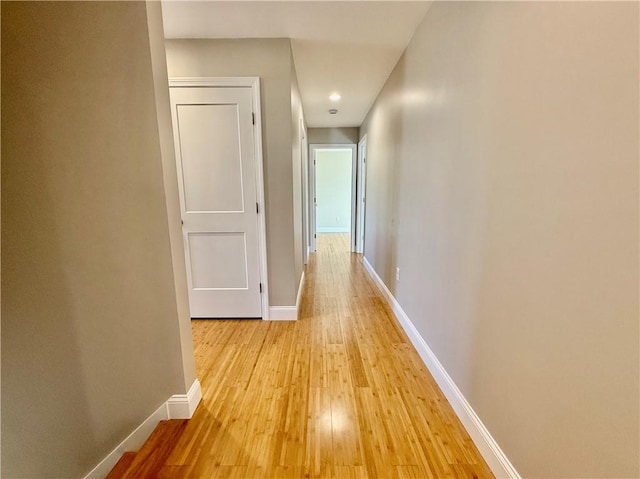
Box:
360 2 639 478
291 54 307 292
146 0 197 395
308 127 359 145
2 2 190 477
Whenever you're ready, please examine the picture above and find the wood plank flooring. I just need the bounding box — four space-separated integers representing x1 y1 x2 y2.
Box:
162 233 494 478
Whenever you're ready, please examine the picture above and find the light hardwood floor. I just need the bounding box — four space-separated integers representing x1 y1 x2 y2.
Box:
163 233 494 478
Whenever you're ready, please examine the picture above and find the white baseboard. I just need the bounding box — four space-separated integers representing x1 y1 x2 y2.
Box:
83 402 168 479
83 379 202 479
316 226 350 233
167 379 202 419
268 306 297 320
362 257 521 479
268 271 305 321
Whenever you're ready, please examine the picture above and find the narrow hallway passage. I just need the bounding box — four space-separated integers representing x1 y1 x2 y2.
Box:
162 234 494 478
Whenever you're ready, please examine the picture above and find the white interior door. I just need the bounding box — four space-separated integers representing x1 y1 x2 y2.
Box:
301 119 310 264
309 149 317 252
356 137 367 254
170 85 262 318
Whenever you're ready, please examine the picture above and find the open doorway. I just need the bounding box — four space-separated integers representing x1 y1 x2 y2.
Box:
309 144 357 253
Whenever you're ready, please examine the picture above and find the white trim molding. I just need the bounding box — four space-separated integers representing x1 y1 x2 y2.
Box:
167 379 202 419
83 403 169 479
168 76 270 321
362 257 522 479
82 379 202 479
268 306 298 321
317 227 350 233
268 271 306 321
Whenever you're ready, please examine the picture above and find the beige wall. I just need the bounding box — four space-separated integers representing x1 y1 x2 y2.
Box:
291 56 306 286
308 127 359 145
2 2 190 477
165 39 300 306
360 2 639 478
145 1 196 393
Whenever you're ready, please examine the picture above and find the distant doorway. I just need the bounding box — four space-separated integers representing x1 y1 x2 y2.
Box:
309 144 357 252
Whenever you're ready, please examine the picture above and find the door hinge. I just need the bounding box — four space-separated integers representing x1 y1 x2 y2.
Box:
363 157 366 163
314 159 316 165
314 233 317 239
259 282 263 293
256 202 259 214
252 112 255 125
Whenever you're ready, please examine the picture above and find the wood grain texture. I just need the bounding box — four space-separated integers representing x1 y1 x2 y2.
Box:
105 452 137 479
120 420 188 479
158 234 494 478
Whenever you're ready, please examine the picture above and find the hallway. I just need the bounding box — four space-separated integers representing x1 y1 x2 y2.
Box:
160 234 494 478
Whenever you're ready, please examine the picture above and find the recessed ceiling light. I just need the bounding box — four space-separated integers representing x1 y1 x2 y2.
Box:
329 109 338 115
329 93 341 102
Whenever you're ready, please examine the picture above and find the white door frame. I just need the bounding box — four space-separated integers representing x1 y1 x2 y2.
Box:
301 119 310 265
168 76 270 319
309 144 357 253
356 135 367 254
309 145 316 253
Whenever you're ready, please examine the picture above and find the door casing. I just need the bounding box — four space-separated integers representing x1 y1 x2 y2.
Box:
356 135 367 254
309 143 357 253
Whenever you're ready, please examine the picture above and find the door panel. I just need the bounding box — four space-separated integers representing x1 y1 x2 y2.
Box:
187 232 248 289
177 104 244 213
170 86 262 318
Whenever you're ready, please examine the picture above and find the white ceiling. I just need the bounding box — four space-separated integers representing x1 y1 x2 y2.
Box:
162 1 432 127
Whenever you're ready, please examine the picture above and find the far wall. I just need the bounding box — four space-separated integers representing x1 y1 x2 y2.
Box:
315 149 352 233
308 127 359 145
